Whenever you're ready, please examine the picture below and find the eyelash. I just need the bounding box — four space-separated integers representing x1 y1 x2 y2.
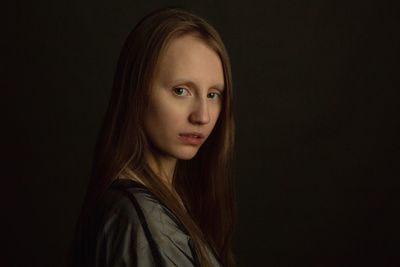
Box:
173 87 223 99
173 87 190 96
207 92 222 99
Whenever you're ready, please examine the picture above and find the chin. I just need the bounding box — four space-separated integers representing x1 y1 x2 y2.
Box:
174 147 199 160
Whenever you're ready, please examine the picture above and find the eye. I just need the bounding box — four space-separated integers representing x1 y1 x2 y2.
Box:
173 87 190 96
207 91 223 99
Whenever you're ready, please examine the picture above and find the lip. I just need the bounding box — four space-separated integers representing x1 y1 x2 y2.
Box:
179 132 205 145
180 132 205 138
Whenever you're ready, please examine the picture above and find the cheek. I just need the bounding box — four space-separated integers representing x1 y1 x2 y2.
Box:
211 105 222 124
147 98 184 130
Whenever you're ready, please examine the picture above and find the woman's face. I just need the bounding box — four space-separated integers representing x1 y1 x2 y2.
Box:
144 34 224 161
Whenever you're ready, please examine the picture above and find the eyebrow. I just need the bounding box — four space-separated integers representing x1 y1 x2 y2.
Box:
168 79 225 92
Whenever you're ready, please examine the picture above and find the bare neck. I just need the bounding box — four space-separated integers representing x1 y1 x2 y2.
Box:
145 151 177 189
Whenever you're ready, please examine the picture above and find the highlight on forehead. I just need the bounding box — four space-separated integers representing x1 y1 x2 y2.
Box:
163 31 221 60
151 32 225 88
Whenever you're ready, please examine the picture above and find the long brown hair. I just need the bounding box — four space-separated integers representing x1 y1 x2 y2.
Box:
78 7 235 267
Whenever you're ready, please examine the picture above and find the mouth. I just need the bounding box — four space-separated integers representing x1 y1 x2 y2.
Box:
179 132 205 145
179 132 205 139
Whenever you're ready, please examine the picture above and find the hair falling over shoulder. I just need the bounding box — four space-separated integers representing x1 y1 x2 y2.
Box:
71 7 236 267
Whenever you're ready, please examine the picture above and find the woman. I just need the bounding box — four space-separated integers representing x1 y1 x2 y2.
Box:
70 7 236 267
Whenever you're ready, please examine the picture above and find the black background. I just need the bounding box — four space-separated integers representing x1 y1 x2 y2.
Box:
2 0 399 266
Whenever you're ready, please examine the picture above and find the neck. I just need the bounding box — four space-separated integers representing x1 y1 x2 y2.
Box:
145 151 177 189
144 150 186 213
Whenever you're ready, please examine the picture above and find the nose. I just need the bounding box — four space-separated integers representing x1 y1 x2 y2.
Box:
189 98 210 125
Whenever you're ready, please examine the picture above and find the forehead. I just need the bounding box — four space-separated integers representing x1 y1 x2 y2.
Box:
154 34 224 89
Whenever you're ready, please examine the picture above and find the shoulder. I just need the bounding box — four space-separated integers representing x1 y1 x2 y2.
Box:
95 178 157 222
97 178 183 236
89 178 199 266
76 178 222 266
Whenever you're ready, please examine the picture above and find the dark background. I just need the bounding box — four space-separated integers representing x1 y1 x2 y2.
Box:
2 0 399 266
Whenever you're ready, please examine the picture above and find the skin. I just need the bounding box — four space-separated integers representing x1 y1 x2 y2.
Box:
143 34 224 188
